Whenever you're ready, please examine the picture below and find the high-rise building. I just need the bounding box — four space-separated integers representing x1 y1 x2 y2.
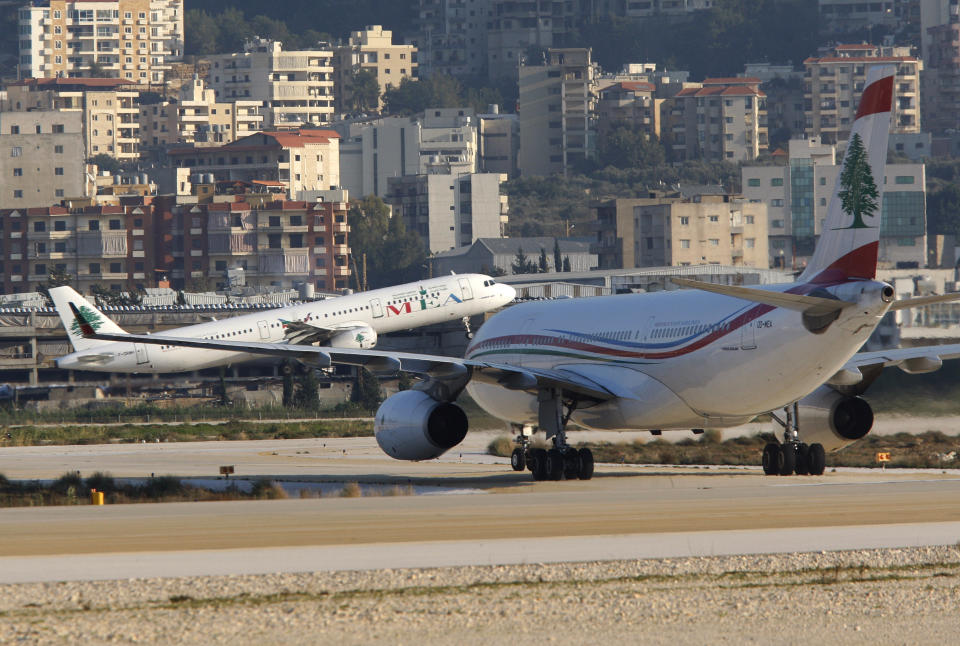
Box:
333 26 417 113
208 40 335 129
666 78 768 162
5 77 141 160
385 172 508 253
742 137 927 270
518 48 598 177
17 0 184 84
138 77 263 148
415 0 488 79
923 21 960 133
804 44 921 144
0 111 88 210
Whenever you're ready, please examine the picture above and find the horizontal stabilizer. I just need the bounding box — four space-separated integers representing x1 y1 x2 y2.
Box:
671 278 855 314
888 292 960 311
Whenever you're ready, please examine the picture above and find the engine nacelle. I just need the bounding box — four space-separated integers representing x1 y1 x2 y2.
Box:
374 390 469 461
328 324 377 349
797 385 874 452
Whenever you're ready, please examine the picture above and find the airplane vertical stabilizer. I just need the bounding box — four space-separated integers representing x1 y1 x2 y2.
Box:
48 286 128 351
798 65 895 284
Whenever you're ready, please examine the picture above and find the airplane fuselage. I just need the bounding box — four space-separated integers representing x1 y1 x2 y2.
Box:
465 279 892 430
58 274 511 374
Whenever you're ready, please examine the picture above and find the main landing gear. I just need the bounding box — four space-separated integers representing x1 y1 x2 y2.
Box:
762 403 826 476
509 388 594 481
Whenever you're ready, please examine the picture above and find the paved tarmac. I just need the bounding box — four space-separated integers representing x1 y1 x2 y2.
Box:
3 433 960 582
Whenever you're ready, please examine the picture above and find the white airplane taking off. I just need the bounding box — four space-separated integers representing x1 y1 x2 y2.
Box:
51 274 515 374
70 66 960 480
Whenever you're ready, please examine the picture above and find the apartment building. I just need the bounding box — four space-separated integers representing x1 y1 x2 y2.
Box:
478 108 519 177
208 40 335 129
139 77 263 148
415 0 488 79
804 44 921 144
17 0 184 83
818 0 902 35
518 48 598 177
486 0 582 82
0 111 87 210
596 81 662 140
385 172 508 253
173 197 350 292
5 77 141 160
0 198 159 295
922 21 960 133
667 77 768 162
742 137 927 270
335 109 478 198
592 194 768 269
594 0 712 19
165 129 340 200
333 26 417 112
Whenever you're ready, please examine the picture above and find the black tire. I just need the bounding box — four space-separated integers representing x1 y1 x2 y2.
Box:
778 443 797 476
808 443 826 475
761 443 780 475
545 448 564 480
577 448 594 480
563 449 580 479
510 447 526 472
794 443 811 476
529 448 547 480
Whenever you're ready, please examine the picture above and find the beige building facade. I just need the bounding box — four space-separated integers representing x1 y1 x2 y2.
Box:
667 78 768 162
139 77 263 148
208 40 335 129
0 111 88 210
333 26 417 112
17 0 184 84
5 77 141 160
592 194 768 269
804 44 921 144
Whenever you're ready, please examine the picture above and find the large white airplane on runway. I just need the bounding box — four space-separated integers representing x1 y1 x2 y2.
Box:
51 274 515 374
69 66 960 480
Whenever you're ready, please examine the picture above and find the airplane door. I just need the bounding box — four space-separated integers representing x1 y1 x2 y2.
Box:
458 277 474 301
257 320 270 340
370 298 384 318
135 343 149 365
740 317 757 350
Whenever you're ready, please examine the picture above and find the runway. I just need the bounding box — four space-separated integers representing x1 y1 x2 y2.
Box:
3 434 960 583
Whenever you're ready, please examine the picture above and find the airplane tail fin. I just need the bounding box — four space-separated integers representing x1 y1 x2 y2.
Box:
798 65 895 285
48 286 128 351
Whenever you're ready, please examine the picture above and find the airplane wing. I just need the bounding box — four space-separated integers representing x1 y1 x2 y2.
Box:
68 303 614 403
279 320 365 346
671 277 855 314
825 342 960 389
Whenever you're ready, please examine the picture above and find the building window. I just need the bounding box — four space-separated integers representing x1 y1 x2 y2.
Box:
35 264 46 276
89 263 101 274
13 168 22 177
747 178 760 187
709 239 719 246
54 220 66 231
771 178 783 187
679 216 689 225
771 199 784 207
9 126 19 135
55 167 64 176
13 190 22 199
679 239 690 249
745 215 754 224
268 234 282 249
89 220 100 231
269 215 281 227
894 175 915 184
110 262 122 273
11 146 22 157
708 215 719 223
745 238 755 248
55 242 67 253
772 219 784 228
54 145 64 154
109 219 122 230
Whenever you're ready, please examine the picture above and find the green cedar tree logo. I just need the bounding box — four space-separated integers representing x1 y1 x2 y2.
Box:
834 133 879 230
69 306 104 335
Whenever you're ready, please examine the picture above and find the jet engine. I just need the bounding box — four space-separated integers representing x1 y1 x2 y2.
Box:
328 324 377 349
374 390 469 460
797 385 874 452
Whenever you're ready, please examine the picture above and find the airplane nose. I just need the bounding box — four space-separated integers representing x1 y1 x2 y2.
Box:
501 284 516 302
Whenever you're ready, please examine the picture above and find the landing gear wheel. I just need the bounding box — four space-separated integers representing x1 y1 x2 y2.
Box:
778 443 797 476
794 443 811 476
529 448 548 481
510 447 526 472
807 443 826 475
762 443 780 475
545 448 564 480
563 449 581 480
577 448 594 480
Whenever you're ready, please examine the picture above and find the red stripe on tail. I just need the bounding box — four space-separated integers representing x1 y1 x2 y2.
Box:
811 241 880 284
855 76 894 119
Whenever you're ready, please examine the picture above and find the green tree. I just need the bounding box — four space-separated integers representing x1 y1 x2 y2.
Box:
553 239 562 273
346 69 381 113
562 256 571 272
89 153 122 175
538 247 549 273
184 10 221 55
281 360 294 406
294 367 320 409
350 368 382 410
597 123 666 169
511 247 536 274
217 8 254 53
348 195 426 288
397 371 415 391
837 133 879 230
37 267 73 304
